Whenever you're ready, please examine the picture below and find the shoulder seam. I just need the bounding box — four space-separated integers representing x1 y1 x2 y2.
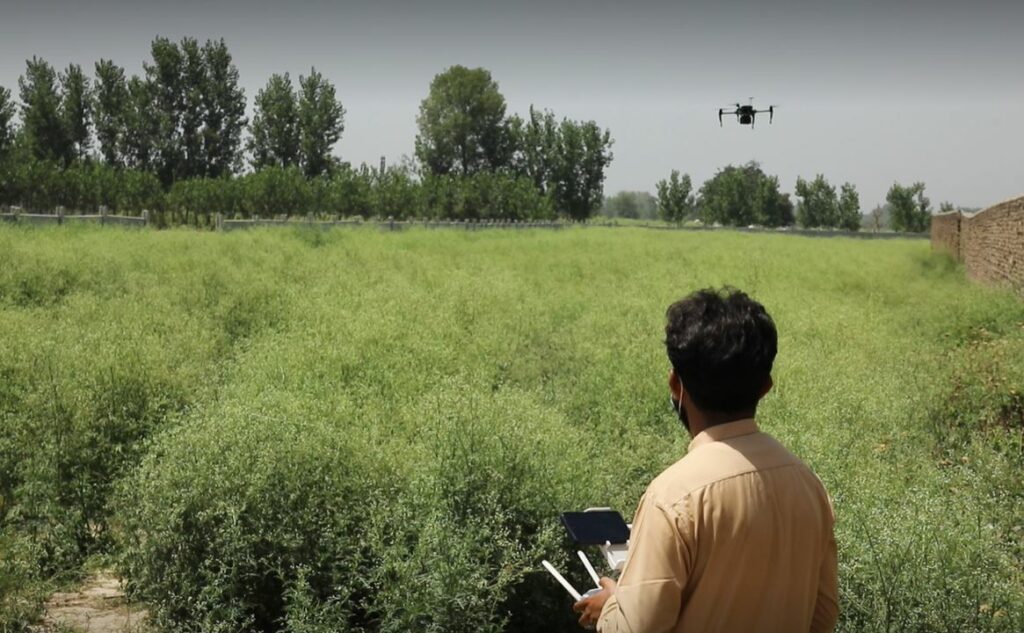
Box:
658 461 811 508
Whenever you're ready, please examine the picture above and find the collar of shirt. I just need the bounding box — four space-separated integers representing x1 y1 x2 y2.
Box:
687 418 759 453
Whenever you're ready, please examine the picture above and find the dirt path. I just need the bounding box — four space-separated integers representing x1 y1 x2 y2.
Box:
31 573 149 633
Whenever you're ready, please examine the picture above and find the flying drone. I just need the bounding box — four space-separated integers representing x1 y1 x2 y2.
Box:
719 98 777 128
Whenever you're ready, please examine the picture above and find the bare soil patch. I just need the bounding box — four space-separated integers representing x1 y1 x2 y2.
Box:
31 573 149 633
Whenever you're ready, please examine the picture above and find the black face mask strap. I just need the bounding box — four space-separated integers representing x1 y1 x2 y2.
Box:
670 374 689 432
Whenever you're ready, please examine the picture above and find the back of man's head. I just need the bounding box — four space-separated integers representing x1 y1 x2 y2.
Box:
665 287 777 416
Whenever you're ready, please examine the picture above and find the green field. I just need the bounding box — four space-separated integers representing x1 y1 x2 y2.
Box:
1 225 1022 632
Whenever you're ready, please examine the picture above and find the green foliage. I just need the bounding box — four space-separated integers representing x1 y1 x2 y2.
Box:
18 56 70 165
655 170 693 223
795 174 839 228
549 119 613 221
145 36 186 186
506 106 613 221
250 73 301 170
93 59 129 167
837 183 861 232
793 175 861 231
602 191 657 220
179 38 206 181
887 181 932 233
167 177 240 226
0 86 15 161
7 55 620 223
699 162 793 227
298 68 344 178
59 64 92 162
373 164 422 219
508 107 558 195
4 227 1024 632
139 36 248 184
0 159 163 213
0 229 270 628
415 66 512 176
420 172 554 221
122 75 159 172
200 38 248 178
238 166 311 218
312 166 374 218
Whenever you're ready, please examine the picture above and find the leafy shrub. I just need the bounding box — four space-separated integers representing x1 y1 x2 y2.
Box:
117 399 389 633
238 166 312 218
167 177 243 227
4 227 1024 633
313 166 374 218
115 374 589 633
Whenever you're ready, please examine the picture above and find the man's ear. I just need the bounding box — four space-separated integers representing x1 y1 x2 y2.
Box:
759 375 774 399
668 368 684 400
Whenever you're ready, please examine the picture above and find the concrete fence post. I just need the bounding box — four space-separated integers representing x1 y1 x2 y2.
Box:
99 205 108 225
56 206 65 225
141 209 150 227
388 216 395 231
216 212 224 231
12 206 20 223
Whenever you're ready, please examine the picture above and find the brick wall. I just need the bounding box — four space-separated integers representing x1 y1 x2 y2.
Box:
931 195 1024 292
931 212 961 259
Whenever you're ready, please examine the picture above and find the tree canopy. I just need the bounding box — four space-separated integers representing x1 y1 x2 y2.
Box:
887 182 931 233
249 73 301 170
656 170 694 223
297 68 345 178
415 66 512 176
698 162 793 227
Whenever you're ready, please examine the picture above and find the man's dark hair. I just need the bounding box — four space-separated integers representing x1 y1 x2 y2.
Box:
665 287 777 413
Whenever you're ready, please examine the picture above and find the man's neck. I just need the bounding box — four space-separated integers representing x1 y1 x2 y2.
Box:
688 408 757 438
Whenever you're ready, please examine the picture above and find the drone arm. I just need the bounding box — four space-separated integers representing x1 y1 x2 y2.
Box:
718 109 723 126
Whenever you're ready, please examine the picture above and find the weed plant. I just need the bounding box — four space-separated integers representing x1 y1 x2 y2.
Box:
1 224 1022 632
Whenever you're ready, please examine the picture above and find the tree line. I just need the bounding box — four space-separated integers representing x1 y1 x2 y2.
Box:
647 163 940 233
0 39 614 223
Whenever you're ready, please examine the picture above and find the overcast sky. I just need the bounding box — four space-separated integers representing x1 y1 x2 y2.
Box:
1 0 1022 209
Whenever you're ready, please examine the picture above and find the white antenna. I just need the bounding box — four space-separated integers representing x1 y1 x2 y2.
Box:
577 551 602 588
542 560 582 601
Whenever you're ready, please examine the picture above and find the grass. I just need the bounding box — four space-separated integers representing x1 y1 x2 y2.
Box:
1 223 1022 632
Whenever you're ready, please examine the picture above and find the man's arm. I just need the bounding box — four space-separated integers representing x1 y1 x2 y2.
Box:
596 494 691 633
810 517 839 632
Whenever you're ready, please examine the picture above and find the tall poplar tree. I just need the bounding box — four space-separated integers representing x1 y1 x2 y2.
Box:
60 63 92 162
249 73 300 169
837 183 861 231
144 37 184 185
297 68 344 178
179 37 206 179
19 56 69 164
121 76 159 171
509 106 558 194
201 38 247 178
94 59 129 167
795 175 838 228
0 86 16 161
549 118 613 221
656 170 694 223
887 182 931 233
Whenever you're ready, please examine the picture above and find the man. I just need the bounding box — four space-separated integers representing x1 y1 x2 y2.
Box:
574 287 838 632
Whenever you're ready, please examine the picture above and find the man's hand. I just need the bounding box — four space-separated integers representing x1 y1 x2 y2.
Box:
572 577 617 630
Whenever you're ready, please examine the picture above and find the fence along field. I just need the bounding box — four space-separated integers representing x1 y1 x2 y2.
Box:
0 205 929 240
1 224 1023 633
